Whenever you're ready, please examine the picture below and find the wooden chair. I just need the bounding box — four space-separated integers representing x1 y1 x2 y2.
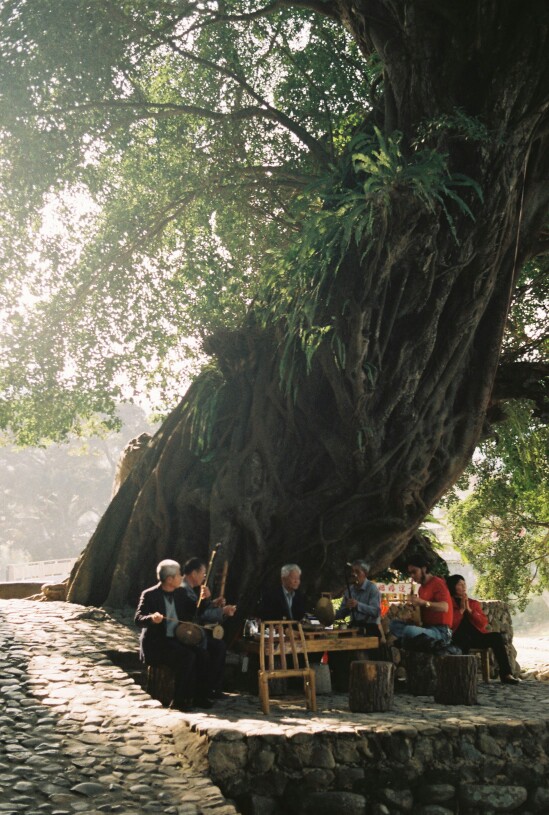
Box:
258 621 317 715
470 647 491 682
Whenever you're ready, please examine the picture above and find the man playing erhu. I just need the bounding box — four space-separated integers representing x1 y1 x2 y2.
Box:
335 559 381 637
181 556 236 699
135 557 235 711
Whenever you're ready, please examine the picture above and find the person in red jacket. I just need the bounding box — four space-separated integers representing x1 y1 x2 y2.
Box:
389 555 454 653
446 574 520 685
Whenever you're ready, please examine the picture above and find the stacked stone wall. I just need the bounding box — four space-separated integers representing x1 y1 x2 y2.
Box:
175 718 549 815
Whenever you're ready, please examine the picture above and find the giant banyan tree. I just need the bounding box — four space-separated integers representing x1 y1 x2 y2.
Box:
1 3 547 614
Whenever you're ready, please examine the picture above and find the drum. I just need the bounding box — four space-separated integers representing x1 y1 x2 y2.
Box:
175 622 204 646
205 623 224 640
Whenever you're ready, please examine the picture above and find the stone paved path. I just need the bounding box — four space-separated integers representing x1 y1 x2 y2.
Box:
2 600 548 815
0 600 239 815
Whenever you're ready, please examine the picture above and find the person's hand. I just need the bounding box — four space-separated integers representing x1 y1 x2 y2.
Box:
212 596 226 607
346 598 358 609
410 596 422 607
151 612 164 624
199 585 212 602
463 594 471 613
222 604 237 617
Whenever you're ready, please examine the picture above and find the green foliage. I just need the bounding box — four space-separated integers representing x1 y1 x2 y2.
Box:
186 366 226 458
0 2 370 440
258 127 482 395
0 0 542 452
414 108 491 146
447 402 549 610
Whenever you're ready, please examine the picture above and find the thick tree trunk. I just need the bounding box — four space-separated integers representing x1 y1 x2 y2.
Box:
68 1 549 617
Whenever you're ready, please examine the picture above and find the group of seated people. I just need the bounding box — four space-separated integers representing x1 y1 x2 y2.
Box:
388 554 520 685
135 553 519 711
135 557 237 712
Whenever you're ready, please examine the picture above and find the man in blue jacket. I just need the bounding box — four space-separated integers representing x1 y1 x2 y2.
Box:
335 559 381 637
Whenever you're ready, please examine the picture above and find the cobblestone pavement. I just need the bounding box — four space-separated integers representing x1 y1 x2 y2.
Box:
2 600 548 815
0 600 239 815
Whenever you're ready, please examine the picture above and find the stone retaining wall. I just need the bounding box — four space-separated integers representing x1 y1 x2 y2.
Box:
174 716 549 815
0 581 43 599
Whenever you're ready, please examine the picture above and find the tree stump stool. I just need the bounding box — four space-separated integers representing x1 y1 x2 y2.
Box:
146 665 175 707
404 651 436 696
434 655 478 705
470 647 491 682
349 660 394 712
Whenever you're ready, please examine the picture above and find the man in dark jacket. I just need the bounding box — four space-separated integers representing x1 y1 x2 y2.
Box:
135 559 214 711
258 563 307 621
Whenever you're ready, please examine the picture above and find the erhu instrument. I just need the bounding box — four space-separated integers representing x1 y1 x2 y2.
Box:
196 542 222 609
344 561 357 625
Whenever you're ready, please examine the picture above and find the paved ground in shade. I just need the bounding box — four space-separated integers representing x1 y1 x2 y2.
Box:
0 600 239 815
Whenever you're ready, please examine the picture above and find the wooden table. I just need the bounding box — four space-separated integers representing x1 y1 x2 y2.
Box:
236 627 379 694
238 627 379 656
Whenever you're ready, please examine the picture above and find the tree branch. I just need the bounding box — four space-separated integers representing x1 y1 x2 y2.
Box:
491 361 549 421
97 0 331 166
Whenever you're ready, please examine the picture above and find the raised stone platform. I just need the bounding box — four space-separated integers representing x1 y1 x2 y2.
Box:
177 679 549 815
1 600 548 815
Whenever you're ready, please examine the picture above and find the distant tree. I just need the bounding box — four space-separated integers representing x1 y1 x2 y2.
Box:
0 2 548 610
446 402 549 610
0 405 154 574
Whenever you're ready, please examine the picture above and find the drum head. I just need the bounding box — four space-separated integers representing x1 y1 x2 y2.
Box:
175 622 203 646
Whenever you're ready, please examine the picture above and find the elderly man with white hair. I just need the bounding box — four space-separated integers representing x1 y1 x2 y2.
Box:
258 563 307 621
135 558 215 712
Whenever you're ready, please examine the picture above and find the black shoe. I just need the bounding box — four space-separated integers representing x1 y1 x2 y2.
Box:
193 697 215 709
501 675 521 685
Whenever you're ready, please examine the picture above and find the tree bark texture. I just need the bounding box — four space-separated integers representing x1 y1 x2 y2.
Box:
349 660 394 712
68 2 549 617
434 655 478 705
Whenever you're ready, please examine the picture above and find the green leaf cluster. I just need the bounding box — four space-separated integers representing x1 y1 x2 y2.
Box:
447 402 549 610
257 127 482 395
0 2 371 442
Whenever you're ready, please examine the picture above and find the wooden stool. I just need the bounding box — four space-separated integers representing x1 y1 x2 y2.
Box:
349 660 394 712
434 655 478 705
258 621 317 715
470 648 491 682
146 665 175 707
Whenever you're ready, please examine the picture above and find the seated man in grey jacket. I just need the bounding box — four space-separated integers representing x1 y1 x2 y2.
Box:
335 559 381 637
